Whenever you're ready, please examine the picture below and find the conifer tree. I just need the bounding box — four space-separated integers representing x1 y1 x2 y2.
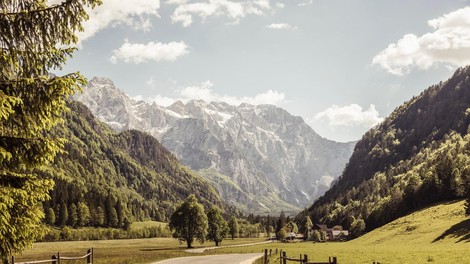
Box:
0 0 100 260
44 207 56 226
77 202 90 227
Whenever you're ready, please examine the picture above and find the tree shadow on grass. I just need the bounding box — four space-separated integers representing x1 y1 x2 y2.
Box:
433 219 470 243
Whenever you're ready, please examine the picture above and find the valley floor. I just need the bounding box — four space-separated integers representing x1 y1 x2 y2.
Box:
14 200 469 264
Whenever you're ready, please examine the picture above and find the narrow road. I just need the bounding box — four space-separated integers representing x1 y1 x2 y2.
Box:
150 253 263 264
185 240 273 253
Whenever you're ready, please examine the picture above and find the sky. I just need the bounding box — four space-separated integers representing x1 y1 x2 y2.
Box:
52 0 470 142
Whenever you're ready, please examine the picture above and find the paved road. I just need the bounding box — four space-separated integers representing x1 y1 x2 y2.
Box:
150 253 263 264
185 240 273 253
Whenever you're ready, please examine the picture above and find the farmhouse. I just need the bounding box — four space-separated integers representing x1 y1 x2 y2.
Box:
312 224 349 241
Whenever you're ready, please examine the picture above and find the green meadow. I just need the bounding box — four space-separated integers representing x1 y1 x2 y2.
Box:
216 200 470 264
14 200 470 264
13 237 266 264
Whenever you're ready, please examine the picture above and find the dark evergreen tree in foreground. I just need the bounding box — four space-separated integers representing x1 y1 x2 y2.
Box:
169 195 208 248
0 0 100 261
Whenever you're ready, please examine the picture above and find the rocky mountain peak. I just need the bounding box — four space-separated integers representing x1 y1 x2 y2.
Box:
75 77 356 213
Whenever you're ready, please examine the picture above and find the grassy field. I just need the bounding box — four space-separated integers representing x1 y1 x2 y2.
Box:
14 201 470 264
215 200 470 264
13 236 267 264
130 221 168 230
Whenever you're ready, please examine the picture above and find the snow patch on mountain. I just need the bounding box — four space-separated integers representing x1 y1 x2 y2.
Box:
74 77 356 213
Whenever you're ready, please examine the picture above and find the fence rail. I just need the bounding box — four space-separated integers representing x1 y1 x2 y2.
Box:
278 251 337 264
262 249 336 264
11 249 93 264
262 248 382 264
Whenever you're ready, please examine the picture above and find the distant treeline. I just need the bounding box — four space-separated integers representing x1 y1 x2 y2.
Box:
39 225 171 242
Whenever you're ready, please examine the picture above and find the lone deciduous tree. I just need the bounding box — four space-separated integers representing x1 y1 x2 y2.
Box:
169 195 208 248
228 216 239 239
206 206 228 246
0 0 100 261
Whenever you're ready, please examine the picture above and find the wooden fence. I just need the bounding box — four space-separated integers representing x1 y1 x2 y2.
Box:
262 249 337 264
11 249 93 264
262 249 382 264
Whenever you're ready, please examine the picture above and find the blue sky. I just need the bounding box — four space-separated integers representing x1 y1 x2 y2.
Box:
53 0 470 142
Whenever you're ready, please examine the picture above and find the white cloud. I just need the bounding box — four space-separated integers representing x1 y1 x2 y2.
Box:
372 6 470 75
298 0 313 7
170 0 272 27
48 0 160 44
267 23 296 30
142 80 286 106
275 3 285 9
110 40 189 64
313 104 383 128
165 0 189 4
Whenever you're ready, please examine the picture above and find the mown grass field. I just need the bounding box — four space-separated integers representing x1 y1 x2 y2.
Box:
14 200 470 264
13 235 266 264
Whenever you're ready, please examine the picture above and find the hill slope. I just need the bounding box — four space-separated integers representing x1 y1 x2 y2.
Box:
74 77 355 213
356 200 469 245
347 200 470 264
310 66 470 230
42 101 228 228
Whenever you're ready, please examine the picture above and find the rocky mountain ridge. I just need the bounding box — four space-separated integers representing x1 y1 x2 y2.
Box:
75 77 355 213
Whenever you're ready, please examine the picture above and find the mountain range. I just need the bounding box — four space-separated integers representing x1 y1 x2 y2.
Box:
74 77 355 213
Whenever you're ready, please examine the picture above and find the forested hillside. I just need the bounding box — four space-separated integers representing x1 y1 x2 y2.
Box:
41 101 228 228
310 66 470 232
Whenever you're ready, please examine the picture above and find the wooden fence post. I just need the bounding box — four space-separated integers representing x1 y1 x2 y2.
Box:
11 256 14 264
264 249 268 264
282 251 286 264
92 248 94 264
51 254 57 264
303 254 308 263
332 257 337 264
87 249 91 264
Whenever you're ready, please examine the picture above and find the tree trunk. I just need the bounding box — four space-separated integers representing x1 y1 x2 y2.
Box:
186 240 193 248
215 241 219 246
